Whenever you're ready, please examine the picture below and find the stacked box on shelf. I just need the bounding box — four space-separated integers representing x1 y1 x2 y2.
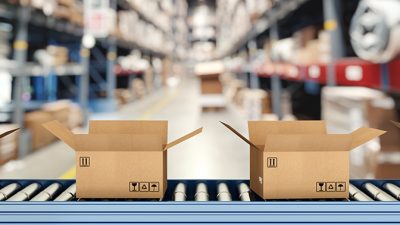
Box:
28 0 83 27
46 45 69 65
69 1 83 26
42 100 71 127
25 110 56 150
131 79 146 99
240 89 271 120
367 100 400 179
195 61 226 109
115 89 133 107
24 100 83 150
0 22 11 59
0 124 19 165
68 103 83 129
322 87 400 179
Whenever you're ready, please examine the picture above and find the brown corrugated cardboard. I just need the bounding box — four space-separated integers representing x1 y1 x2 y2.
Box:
199 74 223 94
43 120 202 199
0 126 19 165
221 121 385 199
367 101 400 152
25 110 56 150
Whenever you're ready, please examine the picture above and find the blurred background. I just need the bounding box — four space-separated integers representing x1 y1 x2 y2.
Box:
0 0 399 180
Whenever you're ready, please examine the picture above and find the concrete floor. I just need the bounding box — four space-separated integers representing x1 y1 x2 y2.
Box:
0 77 250 179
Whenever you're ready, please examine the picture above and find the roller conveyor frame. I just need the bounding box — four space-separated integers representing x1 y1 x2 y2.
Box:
0 179 400 223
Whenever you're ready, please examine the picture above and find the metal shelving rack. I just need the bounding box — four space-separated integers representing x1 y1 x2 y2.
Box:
0 0 178 157
219 0 400 120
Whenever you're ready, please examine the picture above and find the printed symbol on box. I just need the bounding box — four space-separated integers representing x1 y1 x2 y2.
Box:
327 182 336 192
149 182 159 192
316 182 326 192
129 182 140 192
267 157 277 168
140 182 149 192
79 157 90 167
336 182 346 192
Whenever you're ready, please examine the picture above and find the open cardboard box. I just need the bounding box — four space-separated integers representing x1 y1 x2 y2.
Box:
43 120 202 199
221 121 385 199
0 128 19 140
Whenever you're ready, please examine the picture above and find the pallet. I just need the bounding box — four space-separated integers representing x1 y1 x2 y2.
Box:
201 105 226 112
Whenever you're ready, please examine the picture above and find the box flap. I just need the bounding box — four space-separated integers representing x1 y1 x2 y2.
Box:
220 122 261 151
42 120 76 149
163 127 203 150
264 134 352 152
88 120 168 144
75 134 162 151
391 120 400 129
248 121 326 145
0 128 19 139
349 127 386 150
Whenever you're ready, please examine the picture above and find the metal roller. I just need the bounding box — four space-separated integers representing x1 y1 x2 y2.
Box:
0 183 20 201
173 183 186 201
383 183 400 200
238 183 251 201
7 183 41 201
54 183 76 201
350 0 400 63
217 183 232 201
194 183 209 201
31 183 61 201
363 183 397 201
349 184 373 201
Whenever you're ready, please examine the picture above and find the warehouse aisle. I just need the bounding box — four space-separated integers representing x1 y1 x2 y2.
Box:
0 77 250 179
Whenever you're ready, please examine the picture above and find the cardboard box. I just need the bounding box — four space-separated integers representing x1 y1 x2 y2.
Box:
43 120 202 199
25 110 56 150
375 163 400 179
200 75 223 94
0 126 19 165
221 121 385 199
42 100 71 126
367 101 400 152
46 45 69 65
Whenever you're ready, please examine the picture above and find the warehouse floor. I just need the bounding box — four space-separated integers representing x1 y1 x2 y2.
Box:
0 77 250 179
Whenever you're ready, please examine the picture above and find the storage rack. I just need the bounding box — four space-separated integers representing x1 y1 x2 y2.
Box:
0 0 187 157
217 0 400 121
0 179 400 223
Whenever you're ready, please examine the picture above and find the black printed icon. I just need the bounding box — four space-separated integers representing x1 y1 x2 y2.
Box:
140 182 149 192
129 182 139 192
316 182 326 192
149 182 159 192
327 182 336 192
79 157 90 167
336 182 346 192
267 157 278 168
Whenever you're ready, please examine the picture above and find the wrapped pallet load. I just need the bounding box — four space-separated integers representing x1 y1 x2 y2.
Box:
350 0 400 63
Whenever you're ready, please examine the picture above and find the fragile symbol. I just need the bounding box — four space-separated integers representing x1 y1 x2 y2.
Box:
267 157 278 168
316 182 326 192
79 157 90 167
149 182 159 192
129 182 139 192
